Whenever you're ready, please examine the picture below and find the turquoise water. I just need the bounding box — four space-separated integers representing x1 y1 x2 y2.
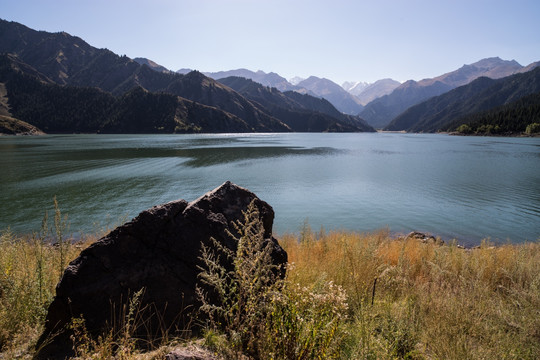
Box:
1 133 539 245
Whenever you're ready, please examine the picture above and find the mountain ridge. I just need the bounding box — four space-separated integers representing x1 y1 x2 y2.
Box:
186 68 366 115
1 18 537 135
185 68 400 116
133 57 172 73
296 76 364 115
201 68 298 92
350 78 401 105
0 19 377 133
384 67 540 133
217 76 374 132
0 20 288 132
360 57 534 129
0 56 261 134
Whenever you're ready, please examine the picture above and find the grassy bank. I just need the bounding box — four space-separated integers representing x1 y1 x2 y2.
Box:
1 223 539 359
281 229 540 359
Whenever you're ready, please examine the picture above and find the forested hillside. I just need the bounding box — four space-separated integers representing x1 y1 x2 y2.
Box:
218 77 374 132
385 67 540 133
0 57 251 133
451 92 540 135
0 19 375 134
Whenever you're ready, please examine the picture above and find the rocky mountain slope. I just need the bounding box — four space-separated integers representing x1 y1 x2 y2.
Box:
0 56 254 133
351 78 401 105
342 81 369 94
0 19 287 131
201 68 298 92
133 57 172 73
296 76 364 115
384 67 540 133
218 76 374 132
0 19 376 133
0 114 44 135
360 57 530 129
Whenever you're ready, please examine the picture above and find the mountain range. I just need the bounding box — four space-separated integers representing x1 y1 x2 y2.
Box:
360 57 540 128
201 69 298 93
176 57 538 128
176 68 372 115
1 18 538 136
384 66 540 133
342 81 369 94
0 19 374 134
174 58 539 131
216 76 372 132
347 79 401 105
294 76 364 115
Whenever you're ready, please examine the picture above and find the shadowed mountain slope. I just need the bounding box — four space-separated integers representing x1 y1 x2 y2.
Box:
360 57 530 128
218 76 375 132
449 92 540 134
0 55 252 133
0 19 295 132
0 19 378 133
384 67 540 133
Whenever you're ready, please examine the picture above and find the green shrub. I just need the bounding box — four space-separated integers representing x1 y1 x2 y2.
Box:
456 124 472 134
197 200 282 357
525 122 540 134
264 279 348 360
197 201 348 359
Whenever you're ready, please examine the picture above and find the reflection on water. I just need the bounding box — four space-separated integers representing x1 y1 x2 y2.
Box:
180 146 341 167
1 133 539 246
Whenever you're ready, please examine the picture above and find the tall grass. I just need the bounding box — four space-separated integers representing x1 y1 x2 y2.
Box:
198 201 348 359
0 216 95 357
281 230 540 359
1 204 539 359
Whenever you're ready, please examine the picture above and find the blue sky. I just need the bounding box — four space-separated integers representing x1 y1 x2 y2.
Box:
3 0 540 84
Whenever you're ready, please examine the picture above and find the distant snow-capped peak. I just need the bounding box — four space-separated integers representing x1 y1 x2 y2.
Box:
342 81 370 93
289 76 305 85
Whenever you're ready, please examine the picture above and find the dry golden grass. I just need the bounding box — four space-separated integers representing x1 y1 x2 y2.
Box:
0 229 97 358
281 229 540 359
1 221 539 359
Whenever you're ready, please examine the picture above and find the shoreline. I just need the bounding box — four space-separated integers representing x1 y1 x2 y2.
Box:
2 129 539 137
5 226 536 251
2 220 539 359
446 131 540 137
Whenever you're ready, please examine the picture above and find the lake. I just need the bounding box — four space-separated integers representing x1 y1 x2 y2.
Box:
1 133 539 246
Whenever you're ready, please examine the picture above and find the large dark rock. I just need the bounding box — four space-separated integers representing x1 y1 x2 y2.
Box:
35 181 287 359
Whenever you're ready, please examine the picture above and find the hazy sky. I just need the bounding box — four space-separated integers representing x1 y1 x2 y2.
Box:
3 0 540 84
